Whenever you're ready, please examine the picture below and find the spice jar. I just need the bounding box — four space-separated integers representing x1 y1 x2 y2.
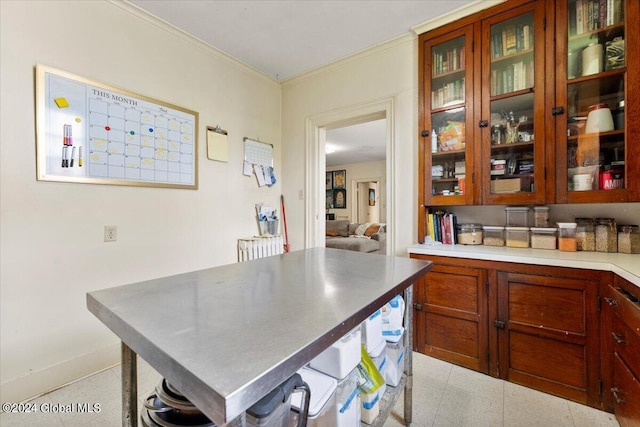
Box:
558 223 578 252
575 218 595 251
618 225 640 254
595 218 617 252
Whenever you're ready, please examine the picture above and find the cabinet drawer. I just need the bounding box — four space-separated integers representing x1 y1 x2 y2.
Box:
612 353 640 427
613 314 640 380
606 282 640 333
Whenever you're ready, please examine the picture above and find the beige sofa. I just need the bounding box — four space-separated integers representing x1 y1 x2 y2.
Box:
325 220 386 254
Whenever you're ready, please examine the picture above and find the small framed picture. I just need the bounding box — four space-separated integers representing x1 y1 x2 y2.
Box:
333 170 346 189
326 190 334 208
326 171 333 190
369 189 376 206
333 189 346 209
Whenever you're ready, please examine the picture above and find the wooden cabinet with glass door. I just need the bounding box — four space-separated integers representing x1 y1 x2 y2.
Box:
555 0 640 203
419 25 476 208
481 1 547 205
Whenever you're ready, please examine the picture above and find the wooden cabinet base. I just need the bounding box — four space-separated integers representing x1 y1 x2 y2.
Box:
411 254 608 411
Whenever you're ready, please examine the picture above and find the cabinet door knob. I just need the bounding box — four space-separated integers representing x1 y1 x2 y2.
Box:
552 106 565 116
413 302 423 311
611 388 626 404
479 120 489 128
421 130 429 138
494 319 506 329
604 297 619 306
611 332 626 344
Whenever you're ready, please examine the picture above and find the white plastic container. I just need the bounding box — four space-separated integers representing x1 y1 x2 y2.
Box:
360 389 379 424
291 367 337 427
336 368 360 427
310 326 361 380
381 295 404 333
362 309 385 356
371 351 387 399
384 331 405 387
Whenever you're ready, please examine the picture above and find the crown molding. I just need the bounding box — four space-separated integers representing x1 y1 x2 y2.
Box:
411 0 507 35
282 32 416 87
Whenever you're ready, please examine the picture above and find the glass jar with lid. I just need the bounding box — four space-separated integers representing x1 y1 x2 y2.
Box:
456 224 483 245
575 218 595 251
618 225 640 254
557 223 577 252
595 218 617 252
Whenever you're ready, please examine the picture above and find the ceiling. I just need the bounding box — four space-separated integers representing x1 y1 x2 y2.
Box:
127 0 476 165
326 119 387 167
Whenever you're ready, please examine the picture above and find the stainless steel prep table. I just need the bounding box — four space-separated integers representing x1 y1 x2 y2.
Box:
87 247 432 426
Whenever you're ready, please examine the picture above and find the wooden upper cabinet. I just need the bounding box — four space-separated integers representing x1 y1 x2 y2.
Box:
419 24 477 207
481 1 548 205
418 0 638 229
554 0 640 203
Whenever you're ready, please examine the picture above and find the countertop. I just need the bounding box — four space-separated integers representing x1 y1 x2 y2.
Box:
87 247 432 425
408 243 640 287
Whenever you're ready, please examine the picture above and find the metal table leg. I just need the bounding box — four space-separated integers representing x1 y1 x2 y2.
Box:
404 284 413 426
122 342 138 427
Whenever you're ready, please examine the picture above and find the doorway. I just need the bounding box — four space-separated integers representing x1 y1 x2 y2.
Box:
305 97 395 253
355 179 380 224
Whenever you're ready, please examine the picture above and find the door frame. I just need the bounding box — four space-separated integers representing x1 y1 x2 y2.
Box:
305 97 395 253
352 177 382 224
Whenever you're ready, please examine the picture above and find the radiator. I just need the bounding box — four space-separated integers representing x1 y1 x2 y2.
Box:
237 235 284 262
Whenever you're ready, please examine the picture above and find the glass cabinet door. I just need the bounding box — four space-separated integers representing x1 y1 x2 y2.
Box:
423 26 475 205
558 0 627 202
482 3 546 205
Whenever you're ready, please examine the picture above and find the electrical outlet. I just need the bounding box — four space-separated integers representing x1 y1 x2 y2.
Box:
104 225 117 242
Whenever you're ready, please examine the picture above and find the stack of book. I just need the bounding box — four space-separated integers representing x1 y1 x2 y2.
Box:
426 211 457 244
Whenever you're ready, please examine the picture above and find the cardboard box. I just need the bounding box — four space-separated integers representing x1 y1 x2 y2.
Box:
491 178 521 193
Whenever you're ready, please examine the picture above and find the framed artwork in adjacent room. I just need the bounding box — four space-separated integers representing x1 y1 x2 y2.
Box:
326 171 333 190
333 170 346 189
333 189 346 208
369 189 376 206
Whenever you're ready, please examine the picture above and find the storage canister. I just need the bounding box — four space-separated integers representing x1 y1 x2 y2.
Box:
505 226 530 248
596 218 617 252
505 206 530 227
533 206 550 228
483 226 505 247
456 223 483 245
291 367 337 427
557 223 578 252
530 228 557 250
618 225 640 254
575 218 595 251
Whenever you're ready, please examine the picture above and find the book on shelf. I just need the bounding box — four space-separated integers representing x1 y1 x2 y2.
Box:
573 0 623 36
505 25 517 55
426 211 458 245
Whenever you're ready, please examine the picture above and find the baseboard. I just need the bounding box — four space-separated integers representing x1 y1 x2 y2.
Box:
0 342 121 405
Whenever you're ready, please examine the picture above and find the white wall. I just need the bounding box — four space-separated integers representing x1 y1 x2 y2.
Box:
281 36 418 256
0 1 281 402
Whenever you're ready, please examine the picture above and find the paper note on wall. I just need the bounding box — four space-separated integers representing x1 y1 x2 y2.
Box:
207 127 228 162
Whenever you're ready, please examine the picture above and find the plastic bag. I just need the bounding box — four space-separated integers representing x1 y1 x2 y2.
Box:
356 344 385 394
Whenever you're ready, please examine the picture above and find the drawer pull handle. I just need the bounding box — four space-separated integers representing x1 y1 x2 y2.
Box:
604 297 619 306
611 332 626 344
611 388 626 404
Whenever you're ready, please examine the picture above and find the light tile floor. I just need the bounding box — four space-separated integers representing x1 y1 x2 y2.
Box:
1 352 620 426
